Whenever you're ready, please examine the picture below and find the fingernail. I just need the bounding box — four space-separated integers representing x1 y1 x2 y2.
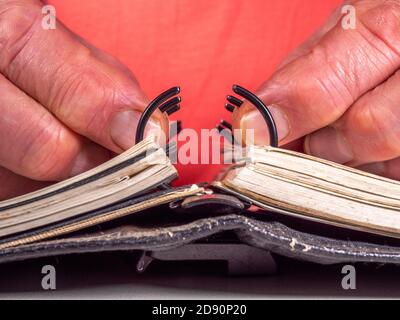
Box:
305 127 353 164
358 162 386 176
69 151 91 177
240 105 290 145
110 110 161 150
69 151 94 177
69 144 111 177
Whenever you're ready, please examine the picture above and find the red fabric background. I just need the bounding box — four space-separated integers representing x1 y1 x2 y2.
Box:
49 0 341 184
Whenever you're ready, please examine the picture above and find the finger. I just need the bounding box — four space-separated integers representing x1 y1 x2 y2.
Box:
0 74 110 181
283 138 305 153
0 0 168 152
277 2 348 69
234 0 400 146
358 158 400 181
0 167 50 200
305 69 400 166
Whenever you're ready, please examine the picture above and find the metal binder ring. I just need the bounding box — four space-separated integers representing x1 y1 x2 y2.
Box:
232 85 279 148
135 86 181 144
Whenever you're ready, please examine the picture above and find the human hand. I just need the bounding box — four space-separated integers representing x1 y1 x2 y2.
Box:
234 0 400 180
0 0 168 199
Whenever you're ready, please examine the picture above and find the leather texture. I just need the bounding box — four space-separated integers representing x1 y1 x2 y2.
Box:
1 188 400 265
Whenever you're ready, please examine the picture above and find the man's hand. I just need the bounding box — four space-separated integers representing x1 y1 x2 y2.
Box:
234 0 400 180
0 0 168 199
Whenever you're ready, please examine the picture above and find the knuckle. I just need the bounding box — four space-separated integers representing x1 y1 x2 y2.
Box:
286 47 353 128
386 157 400 180
0 1 41 72
357 0 400 57
49 61 118 140
372 110 400 157
350 102 400 158
18 113 68 181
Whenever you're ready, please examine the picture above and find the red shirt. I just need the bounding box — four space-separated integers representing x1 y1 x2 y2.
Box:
50 0 341 184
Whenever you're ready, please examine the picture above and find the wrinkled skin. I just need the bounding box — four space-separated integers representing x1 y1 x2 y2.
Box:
0 0 168 199
235 0 400 181
1 0 400 200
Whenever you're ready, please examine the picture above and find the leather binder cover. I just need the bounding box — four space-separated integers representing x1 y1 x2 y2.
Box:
1 186 400 266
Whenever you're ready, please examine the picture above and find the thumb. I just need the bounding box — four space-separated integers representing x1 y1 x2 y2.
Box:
0 0 169 152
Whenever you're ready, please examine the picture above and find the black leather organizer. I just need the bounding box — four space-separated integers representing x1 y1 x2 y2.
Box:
1 86 400 276
2 186 400 275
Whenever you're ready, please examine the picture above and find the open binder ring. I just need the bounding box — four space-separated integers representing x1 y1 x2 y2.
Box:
135 87 182 191
135 86 181 144
231 85 279 148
